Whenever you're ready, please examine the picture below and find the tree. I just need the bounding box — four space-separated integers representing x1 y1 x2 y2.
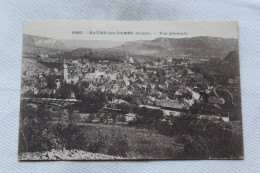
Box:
117 103 130 113
87 114 95 123
20 102 37 119
183 69 188 76
37 104 52 120
46 76 56 89
67 105 75 122
150 109 164 127
136 107 164 126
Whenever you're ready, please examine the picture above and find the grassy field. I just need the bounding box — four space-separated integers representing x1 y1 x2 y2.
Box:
19 111 243 160
73 123 184 159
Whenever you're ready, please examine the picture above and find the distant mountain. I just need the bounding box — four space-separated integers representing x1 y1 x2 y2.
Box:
63 47 127 62
58 40 124 49
114 36 238 59
61 36 239 63
23 34 239 63
23 34 124 55
23 34 67 49
66 47 93 56
197 50 240 79
23 34 69 55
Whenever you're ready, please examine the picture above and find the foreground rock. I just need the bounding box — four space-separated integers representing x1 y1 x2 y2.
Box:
19 149 126 160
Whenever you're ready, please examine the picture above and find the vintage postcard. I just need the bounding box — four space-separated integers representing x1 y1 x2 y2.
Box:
19 21 243 160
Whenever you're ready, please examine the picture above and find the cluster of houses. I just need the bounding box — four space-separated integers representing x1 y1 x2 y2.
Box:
21 53 237 123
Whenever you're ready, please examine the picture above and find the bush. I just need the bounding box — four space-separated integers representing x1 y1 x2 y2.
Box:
19 120 64 153
163 114 243 159
19 102 243 159
107 132 128 157
134 107 164 126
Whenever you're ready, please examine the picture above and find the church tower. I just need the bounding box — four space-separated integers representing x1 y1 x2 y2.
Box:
63 62 68 83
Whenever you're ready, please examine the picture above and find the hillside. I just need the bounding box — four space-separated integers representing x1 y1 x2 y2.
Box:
115 36 238 59
23 34 67 49
63 47 127 62
23 34 123 55
193 50 240 82
23 34 238 62
59 40 124 49
221 51 239 65
23 34 69 55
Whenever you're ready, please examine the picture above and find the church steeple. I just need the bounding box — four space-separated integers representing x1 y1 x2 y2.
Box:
63 61 68 83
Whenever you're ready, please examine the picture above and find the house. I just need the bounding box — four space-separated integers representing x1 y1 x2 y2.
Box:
215 89 234 107
112 84 121 93
69 91 76 99
198 114 229 122
111 99 129 104
55 79 61 89
38 81 48 88
174 88 190 99
155 99 188 110
144 99 154 105
200 103 223 115
78 113 90 122
38 89 56 97
37 53 49 58
208 96 225 104
125 113 136 122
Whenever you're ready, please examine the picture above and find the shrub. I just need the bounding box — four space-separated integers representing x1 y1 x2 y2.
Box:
167 114 243 159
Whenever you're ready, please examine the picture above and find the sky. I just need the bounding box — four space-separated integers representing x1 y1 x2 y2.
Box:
23 21 238 41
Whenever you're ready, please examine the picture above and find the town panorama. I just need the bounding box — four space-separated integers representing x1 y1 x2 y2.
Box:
19 29 243 160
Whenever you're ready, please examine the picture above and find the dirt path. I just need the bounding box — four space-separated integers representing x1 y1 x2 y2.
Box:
19 149 126 160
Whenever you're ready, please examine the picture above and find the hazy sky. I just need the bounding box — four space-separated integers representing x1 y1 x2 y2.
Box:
23 21 238 41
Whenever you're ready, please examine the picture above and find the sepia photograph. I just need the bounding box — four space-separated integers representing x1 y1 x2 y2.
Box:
18 21 243 160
